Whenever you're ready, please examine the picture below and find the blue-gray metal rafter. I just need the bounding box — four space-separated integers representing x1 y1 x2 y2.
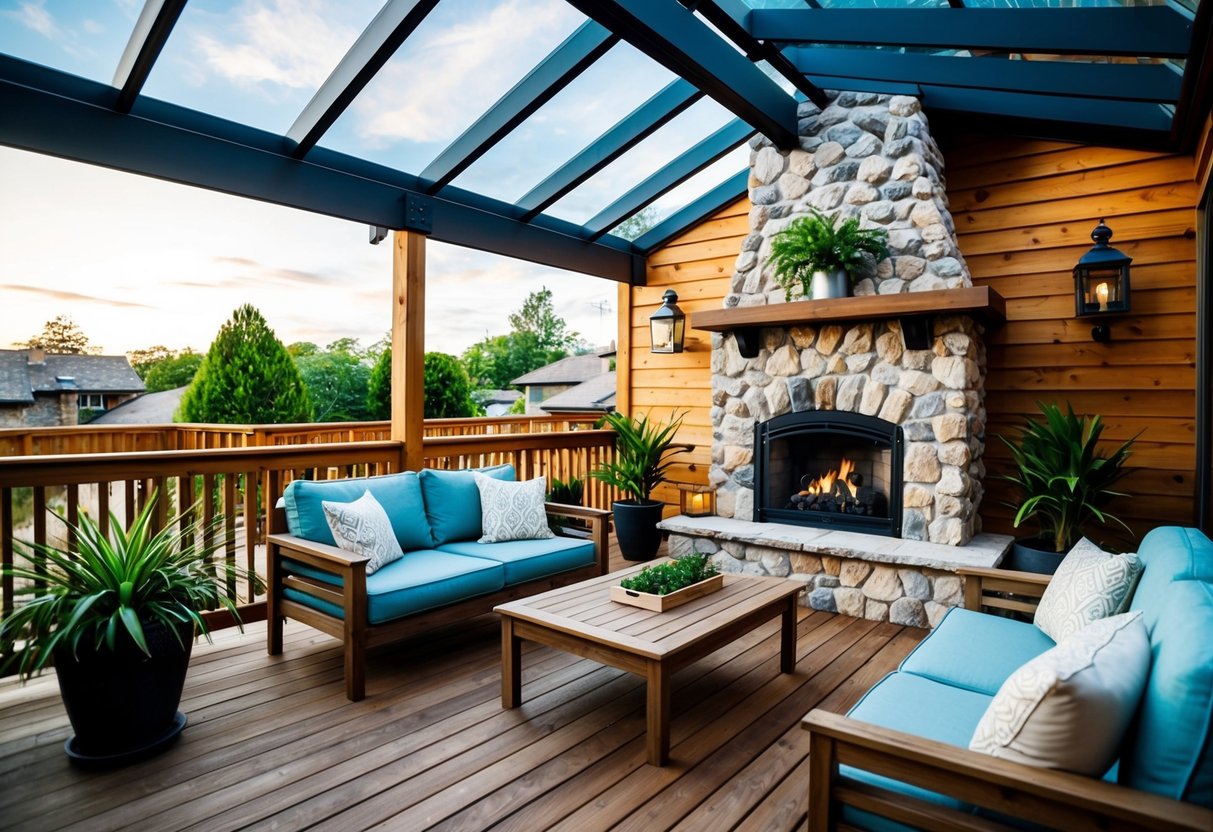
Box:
287 0 440 159
112 0 187 114
420 20 617 193
584 118 755 241
0 56 642 282
517 78 702 221
690 0 828 109
788 48 1182 104
633 168 747 254
750 7 1193 58
566 0 798 149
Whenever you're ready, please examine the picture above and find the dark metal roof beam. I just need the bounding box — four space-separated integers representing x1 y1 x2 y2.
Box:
1171 0 1213 151
111 0 187 113
788 48 1182 104
585 118 755 241
517 78 702 221
566 0 798 148
691 0 828 108
420 20 617 193
0 57 640 282
287 0 440 158
633 168 747 254
750 7 1193 58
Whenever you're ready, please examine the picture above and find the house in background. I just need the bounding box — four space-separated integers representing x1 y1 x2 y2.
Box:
511 347 615 415
0 349 145 427
90 386 186 425
538 371 616 416
474 389 523 417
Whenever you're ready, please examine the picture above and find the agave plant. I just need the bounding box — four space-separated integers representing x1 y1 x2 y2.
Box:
999 402 1139 553
0 491 256 681
591 410 690 504
769 208 890 300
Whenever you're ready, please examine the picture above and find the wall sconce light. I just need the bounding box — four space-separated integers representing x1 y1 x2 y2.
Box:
676 482 716 517
649 289 686 354
1074 219 1132 343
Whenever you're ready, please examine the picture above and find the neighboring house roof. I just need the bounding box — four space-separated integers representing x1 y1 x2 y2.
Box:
511 353 605 387
478 389 522 406
90 386 186 425
0 350 145 403
539 372 617 414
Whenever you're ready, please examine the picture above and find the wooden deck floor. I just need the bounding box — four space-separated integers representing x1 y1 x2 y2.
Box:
0 543 925 832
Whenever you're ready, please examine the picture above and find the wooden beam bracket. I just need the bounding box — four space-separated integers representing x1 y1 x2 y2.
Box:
734 327 761 359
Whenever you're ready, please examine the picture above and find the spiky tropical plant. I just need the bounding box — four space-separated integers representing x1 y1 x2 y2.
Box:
769 208 890 300
0 492 257 682
591 411 690 504
999 402 1139 553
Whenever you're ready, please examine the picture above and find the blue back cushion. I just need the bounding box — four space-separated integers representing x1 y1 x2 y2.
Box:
419 464 515 545
1120 579 1213 806
283 471 434 552
1131 527 1213 630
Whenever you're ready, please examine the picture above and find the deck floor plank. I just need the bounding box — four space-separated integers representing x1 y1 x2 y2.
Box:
0 539 926 832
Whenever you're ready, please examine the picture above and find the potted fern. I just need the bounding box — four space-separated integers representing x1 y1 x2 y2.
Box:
591 410 691 561
0 492 255 765
999 402 1138 573
769 208 889 300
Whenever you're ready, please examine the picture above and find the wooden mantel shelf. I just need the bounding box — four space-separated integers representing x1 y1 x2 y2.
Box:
691 286 1005 355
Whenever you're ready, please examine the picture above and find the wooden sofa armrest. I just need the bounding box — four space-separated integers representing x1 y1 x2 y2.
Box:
267 532 370 571
958 565 1052 614
802 709 1213 832
545 502 611 575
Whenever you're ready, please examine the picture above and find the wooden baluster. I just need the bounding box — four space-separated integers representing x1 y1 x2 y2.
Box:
222 474 239 601
32 487 46 591
65 485 79 553
243 470 258 589
97 482 110 538
1 487 12 618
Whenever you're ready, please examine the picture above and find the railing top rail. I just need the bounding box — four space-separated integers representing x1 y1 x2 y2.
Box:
422 429 616 453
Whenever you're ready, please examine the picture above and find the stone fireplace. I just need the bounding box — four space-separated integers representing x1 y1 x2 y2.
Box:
659 92 1013 628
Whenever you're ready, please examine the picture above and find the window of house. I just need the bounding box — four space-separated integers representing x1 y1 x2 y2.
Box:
529 387 545 403
79 394 105 409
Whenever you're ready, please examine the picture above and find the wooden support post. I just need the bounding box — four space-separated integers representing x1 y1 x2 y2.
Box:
393 230 426 472
615 281 632 416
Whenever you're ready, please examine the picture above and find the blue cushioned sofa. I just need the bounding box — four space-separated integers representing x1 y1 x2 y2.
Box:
266 465 609 700
802 526 1213 831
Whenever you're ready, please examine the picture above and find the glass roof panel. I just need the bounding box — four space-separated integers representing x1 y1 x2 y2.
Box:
609 145 749 238
319 0 584 177
0 0 134 84
544 96 736 226
141 0 383 135
451 42 676 204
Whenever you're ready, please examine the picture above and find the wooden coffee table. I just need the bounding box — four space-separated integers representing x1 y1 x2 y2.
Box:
494 563 803 766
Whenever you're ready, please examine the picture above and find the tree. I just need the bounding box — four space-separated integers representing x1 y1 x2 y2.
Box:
424 353 479 418
610 205 660 242
177 304 311 424
142 351 203 393
22 315 97 354
367 347 392 420
293 340 372 422
461 289 582 390
508 287 580 353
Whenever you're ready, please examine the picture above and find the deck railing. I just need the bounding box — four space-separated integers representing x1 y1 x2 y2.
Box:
0 420 617 635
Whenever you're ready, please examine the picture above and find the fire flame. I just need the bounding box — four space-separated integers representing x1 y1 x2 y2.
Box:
803 458 857 498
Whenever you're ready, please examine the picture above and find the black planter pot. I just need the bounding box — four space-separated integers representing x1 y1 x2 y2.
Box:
1003 536 1065 575
54 618 193 766
612 500 666 561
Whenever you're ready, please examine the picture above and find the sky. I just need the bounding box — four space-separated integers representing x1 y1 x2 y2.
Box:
0 0 750 359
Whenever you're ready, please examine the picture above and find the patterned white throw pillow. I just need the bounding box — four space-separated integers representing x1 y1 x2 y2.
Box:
473 472 555 544
322 490 405 575
969 611 1149 775
1033 538 1142 642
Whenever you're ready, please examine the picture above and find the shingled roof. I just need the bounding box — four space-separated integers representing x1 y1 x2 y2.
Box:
0 350 145 403
511 353 606 386
539 372 617 414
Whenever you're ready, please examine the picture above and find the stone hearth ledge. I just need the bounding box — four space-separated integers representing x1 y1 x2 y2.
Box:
658 516 1014 628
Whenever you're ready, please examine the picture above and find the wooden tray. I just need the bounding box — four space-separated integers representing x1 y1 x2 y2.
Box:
609 573 725 612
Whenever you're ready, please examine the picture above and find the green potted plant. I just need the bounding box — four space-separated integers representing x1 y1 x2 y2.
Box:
769 208 890 300
0 492 254 765
591 410 691 561
999 402 1138 573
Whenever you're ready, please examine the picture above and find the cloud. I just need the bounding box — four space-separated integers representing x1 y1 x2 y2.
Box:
213 256 259 268
357 0 582 145
0 283 152 309
4 1 58 39
207 255 345 286
193 0 363 92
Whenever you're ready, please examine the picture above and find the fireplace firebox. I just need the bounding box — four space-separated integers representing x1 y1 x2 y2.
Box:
754 411 904 537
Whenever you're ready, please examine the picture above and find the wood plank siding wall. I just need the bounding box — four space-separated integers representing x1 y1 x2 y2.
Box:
618 197 749 511
631 129 1209 541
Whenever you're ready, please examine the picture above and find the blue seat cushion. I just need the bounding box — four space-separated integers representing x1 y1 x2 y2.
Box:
283 471 433 552
899 607 1055 696
281 550 504 625
842 672 994 831
438 536 595 585
419 464 514 546
1130 526 1213 632
1119 579 1213 807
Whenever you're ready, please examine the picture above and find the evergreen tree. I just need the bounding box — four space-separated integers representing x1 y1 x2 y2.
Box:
293 340 372 422
424 352 479 418
367 347 392 421
177 305 311 424
22 315 96 354
142 351 203 393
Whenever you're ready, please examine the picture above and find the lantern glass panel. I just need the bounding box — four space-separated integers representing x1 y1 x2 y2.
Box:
651 318 675 353
1076 265 1129 316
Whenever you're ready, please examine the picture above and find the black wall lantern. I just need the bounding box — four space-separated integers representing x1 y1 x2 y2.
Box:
650 289 686 353
1074 219 1132 343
